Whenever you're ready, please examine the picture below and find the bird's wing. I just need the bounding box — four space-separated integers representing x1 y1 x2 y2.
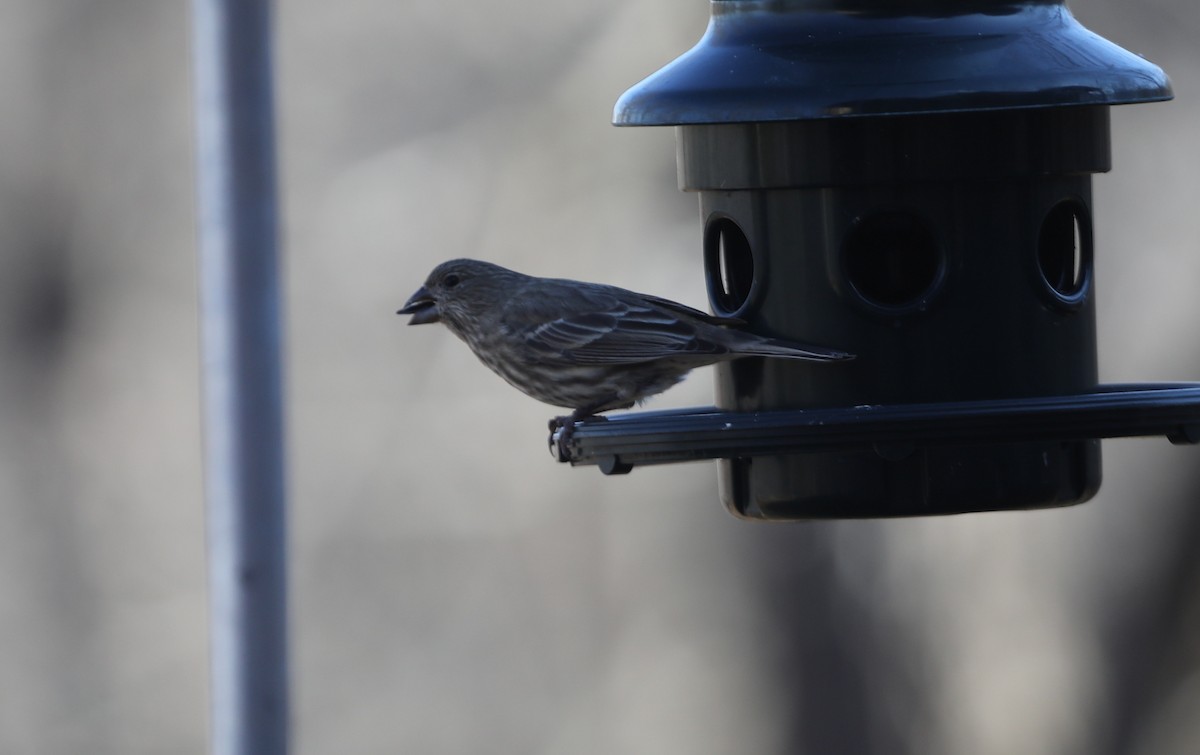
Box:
515 288 730 365
636 293 745 327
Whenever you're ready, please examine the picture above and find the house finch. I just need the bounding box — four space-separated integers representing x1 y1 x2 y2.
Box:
397 259 853 455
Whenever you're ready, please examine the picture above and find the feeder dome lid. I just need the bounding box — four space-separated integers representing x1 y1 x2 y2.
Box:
614 0 1173 125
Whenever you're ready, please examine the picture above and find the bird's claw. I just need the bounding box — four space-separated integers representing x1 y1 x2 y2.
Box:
548 416 573 461
548 414 610 461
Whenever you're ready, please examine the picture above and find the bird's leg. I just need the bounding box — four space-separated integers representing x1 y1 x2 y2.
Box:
549 409 589 462
548 404 612 462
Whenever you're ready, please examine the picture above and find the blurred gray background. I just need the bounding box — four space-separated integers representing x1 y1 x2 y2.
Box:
1 1 1199 753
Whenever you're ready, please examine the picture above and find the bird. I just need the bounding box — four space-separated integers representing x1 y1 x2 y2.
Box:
396 259 853 456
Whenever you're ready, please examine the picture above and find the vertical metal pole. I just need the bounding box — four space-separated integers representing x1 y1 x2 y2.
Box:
191 1 289 754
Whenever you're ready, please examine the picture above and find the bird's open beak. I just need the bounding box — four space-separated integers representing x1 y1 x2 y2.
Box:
397 286 440 325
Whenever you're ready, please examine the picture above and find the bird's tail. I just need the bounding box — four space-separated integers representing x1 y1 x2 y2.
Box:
740 335 855 362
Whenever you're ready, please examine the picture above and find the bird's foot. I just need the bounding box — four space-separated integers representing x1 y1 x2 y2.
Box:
548 414 606 462
548 416 573 461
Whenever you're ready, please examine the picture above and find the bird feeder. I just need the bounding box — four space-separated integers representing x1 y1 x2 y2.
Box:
554 0 1200 519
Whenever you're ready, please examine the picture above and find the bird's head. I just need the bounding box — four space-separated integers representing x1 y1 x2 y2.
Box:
397 258 519 333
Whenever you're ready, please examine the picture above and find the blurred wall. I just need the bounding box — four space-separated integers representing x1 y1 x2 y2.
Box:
0 1 1198 753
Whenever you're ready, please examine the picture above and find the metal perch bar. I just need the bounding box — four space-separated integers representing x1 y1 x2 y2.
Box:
555 384 1200 474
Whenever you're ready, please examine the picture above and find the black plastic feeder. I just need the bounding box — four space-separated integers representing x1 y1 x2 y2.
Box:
553 0 1200 519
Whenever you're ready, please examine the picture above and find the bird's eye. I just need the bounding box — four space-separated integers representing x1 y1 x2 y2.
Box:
443 273 461 289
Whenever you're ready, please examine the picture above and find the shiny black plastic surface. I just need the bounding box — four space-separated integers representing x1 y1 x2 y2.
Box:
555 383 1200 518
593 0 1183 519
615 0 1172 125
